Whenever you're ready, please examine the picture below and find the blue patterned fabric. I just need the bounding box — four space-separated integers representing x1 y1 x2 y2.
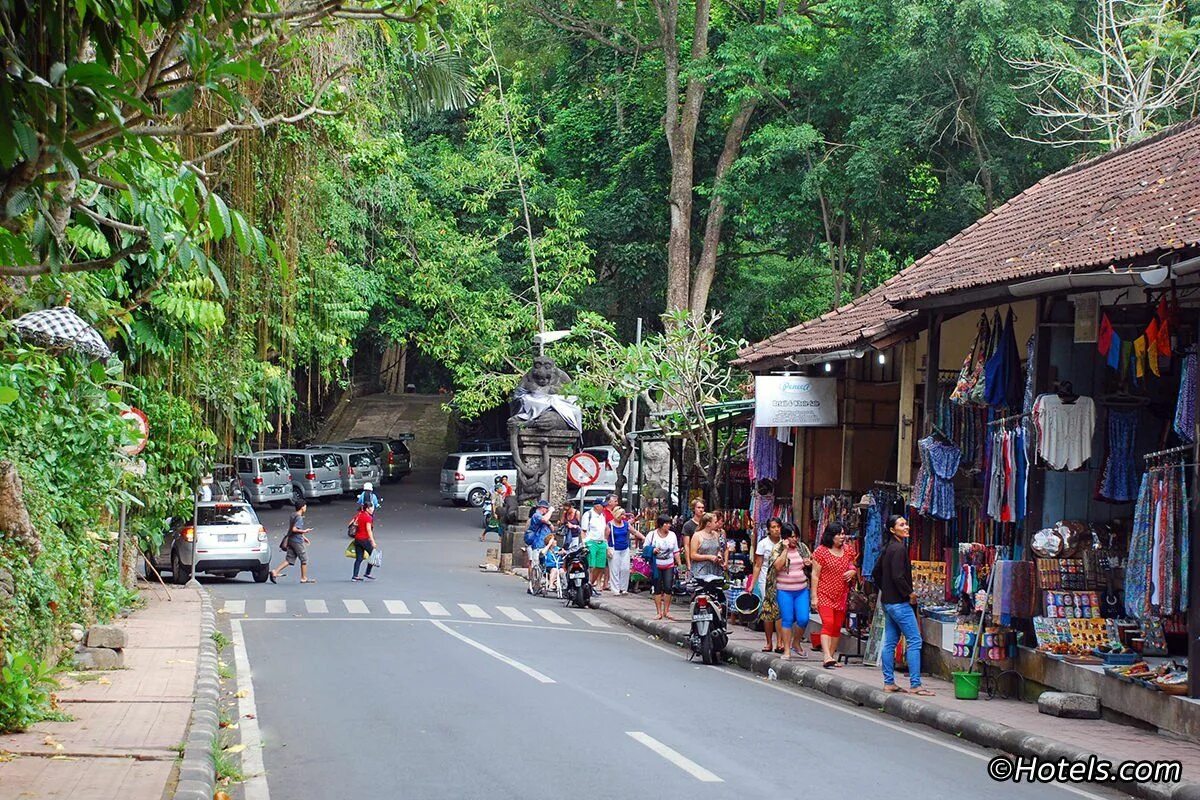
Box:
1098 410 1139 503
861 500 883 582
926 437 961 520
1175 353 1197 443
1125 473 1153 618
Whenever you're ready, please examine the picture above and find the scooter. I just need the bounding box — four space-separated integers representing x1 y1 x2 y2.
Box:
562 542 592 608
688 575 729 665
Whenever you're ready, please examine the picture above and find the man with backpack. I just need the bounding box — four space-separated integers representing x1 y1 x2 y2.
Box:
524 500 553 594
357 482 381 512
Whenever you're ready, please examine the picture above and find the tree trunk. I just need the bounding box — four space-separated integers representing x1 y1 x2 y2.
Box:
380 341 407 394
690 99 757 317
0 461 40 557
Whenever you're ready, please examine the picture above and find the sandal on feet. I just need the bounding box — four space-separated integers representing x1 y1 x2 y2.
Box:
910 688 935 696
761 647 774 653
822 660 837 669
300 579 317 583
883 684 906 694
774 647 784 655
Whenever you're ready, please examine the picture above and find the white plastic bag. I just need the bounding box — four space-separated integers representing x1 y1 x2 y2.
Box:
367 547 383 568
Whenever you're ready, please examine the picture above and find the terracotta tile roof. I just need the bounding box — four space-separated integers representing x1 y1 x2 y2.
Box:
885 116 1200 304
732 281 916 368
737 116 1200 369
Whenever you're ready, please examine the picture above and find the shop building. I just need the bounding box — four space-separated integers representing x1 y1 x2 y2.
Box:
735 116 1200 736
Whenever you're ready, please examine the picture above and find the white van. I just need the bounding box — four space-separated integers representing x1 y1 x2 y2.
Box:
440 452 517 507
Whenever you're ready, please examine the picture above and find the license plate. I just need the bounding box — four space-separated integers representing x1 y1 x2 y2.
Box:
218 534 239 543
322 481 337 488
693 612 712 621
269 486 282 494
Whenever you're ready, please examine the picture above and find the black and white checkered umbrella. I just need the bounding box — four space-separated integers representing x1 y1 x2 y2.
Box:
12 306 112 359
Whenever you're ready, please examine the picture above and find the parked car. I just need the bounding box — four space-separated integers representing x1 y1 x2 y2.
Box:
570 483 678 512
343 436 412 481
440 451 516 507
457 437 509 452
260 449 343 504
145 501 270 584
307 444 382 494
209 464 245 500
236 453 292 507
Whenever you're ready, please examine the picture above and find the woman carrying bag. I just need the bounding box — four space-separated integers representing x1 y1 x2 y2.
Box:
772 522 812 660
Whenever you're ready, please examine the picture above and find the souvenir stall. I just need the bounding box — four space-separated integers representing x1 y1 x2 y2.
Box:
1016 294 1194 698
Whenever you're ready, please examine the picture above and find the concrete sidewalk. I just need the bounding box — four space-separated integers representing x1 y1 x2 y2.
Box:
0 585 203 799
595 588 1200 800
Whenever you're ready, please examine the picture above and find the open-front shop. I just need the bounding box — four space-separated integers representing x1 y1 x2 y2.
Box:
735 118 1200 733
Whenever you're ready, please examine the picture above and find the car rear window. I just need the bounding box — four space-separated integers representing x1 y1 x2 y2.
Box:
350 453 373 467
236 457 253 473
442 456 460 470
389 441 410 456
197 505 258 526
260 456 287 473
311 453 339 470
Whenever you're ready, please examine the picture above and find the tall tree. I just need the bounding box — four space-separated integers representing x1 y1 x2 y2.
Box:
526 0 824 317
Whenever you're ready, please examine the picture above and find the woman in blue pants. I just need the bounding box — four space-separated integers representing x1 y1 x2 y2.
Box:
772 524 812 660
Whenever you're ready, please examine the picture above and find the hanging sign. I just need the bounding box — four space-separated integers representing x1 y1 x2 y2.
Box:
120 407 149 456
754 376 837 427
567 452 602 487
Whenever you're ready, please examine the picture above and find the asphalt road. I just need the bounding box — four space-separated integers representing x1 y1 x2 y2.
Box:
205 473 1131 800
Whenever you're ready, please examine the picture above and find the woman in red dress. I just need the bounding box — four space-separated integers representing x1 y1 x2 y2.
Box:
810 522 857 669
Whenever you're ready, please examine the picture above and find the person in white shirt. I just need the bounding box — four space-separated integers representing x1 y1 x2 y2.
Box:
580 499 611 593
747 517 784 653
648 514 682 620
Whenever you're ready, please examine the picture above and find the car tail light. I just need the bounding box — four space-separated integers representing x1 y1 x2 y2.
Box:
181 525 195 542
454 472 465 482
349 467 355 476
388 451 395 464
305 471 316 480
253 476 264 485
257 525 267 542
697 595 709 608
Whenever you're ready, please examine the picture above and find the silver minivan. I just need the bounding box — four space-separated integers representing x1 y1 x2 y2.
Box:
309 445 382 494
236 453 293 507
262 449 343 503
440 451 517 507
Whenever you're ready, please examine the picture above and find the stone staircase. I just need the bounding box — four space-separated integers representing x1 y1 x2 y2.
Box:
318 392 455 469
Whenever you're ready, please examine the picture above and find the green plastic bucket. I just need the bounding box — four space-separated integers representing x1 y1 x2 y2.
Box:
952 671 982 700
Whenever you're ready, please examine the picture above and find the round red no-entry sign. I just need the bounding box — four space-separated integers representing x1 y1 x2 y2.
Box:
567 452 601 487
120 407 149 456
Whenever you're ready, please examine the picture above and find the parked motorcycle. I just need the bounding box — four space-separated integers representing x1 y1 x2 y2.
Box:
562 542 592 608
688 575 729 665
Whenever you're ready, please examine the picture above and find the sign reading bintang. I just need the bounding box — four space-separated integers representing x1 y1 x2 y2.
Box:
754 376 837 427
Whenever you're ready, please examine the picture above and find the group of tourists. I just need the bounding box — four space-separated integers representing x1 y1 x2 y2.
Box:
520 492 930 694
267 483 384 584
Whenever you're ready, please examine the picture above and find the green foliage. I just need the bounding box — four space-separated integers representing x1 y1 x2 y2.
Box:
0 650 60 733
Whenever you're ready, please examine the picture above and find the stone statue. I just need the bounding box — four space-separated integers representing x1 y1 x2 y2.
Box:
507 355 582 503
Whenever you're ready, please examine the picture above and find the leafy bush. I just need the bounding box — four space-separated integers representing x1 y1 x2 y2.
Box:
0 650 59 732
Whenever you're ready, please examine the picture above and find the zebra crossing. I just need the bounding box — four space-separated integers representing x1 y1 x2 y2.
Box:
219 597 613 628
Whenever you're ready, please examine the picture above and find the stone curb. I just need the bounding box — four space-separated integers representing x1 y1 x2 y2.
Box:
173 581 218 800
595 599 1199 800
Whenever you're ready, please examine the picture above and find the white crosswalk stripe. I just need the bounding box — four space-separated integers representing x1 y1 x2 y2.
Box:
384 600 410 615
343 599 370 615
305 599 328 614
421 601 450 617
571 611 610 628
532 608 570 625
459 603 491 619
265 599 286 614
496 606 531 622
223 600 245 615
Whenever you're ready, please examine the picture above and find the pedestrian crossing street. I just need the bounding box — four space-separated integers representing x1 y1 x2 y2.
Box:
219 597 613 628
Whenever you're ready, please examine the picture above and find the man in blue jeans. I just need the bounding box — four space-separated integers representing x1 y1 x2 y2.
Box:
873 515 934 695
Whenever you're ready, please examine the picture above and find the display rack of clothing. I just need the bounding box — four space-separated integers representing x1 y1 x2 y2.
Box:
933 383 988 474
748 424 779 482
813 490 857 538
984 414 1029 522
1125 446 1191 618
861 483 908 583
910 433 961 519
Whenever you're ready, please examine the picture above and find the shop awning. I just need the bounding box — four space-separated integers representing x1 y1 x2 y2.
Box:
633 399 756 439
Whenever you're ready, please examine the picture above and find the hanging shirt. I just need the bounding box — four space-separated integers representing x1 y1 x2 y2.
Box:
1032 394 1095 470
